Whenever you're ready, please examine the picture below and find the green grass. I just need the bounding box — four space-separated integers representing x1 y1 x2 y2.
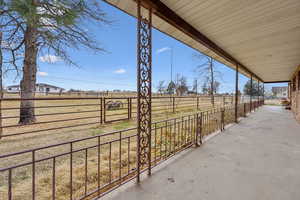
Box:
112 120 134 130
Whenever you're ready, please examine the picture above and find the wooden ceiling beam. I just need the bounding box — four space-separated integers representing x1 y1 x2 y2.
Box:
264 81 290 84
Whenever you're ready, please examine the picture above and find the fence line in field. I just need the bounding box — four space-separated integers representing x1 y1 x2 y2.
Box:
0 95 260 138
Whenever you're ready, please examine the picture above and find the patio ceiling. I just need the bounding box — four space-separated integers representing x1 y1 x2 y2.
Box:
104 0 300 82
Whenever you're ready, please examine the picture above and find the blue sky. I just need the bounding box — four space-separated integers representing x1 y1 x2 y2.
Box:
3 2 286 93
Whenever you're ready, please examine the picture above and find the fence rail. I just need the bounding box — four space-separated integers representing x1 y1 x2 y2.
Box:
0 100 264 200
0 95 261 139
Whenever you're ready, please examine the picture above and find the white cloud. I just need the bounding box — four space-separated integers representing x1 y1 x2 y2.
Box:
39 55 62 63
156 47 171 54
37 71 48 76
113 68 126 74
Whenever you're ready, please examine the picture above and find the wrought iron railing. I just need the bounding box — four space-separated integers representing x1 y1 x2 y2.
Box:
0 100 264 200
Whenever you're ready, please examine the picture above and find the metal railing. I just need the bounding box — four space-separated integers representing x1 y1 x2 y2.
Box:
0 100 264 200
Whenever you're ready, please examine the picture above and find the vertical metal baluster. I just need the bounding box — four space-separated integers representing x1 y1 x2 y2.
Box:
185 119 187 145
200 112 203 144
119 131 122 182
97 136 100 196
8 169 12 200
84 148 88 196
160 126 163 160
109 142 112 183
154 123 157 164
194 115 197 145
52 157 56 200
173 119 176 153
178 119 181 149
32 150 35 200
189 116 191 143
70 142 73 200
165 121 167 158
169 121 172 155
181 116 184 147
205 112 208 135
127 137 130 175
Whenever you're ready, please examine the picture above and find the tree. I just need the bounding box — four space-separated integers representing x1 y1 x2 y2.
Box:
194 54 222 105
201 77 220 94
175 74 188 96
157 80 165 94
0 0 108 124
243 80 264 96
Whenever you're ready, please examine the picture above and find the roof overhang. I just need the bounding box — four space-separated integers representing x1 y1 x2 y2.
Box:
104 0 300 83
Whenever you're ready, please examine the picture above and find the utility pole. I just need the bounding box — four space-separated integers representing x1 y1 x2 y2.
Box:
170 47 173 83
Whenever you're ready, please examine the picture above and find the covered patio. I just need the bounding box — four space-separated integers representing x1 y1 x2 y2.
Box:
99 0 299 198
103 106 300 200
0 0 299 199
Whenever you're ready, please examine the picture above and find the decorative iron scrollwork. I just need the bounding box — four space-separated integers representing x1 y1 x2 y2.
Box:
137 1 152 181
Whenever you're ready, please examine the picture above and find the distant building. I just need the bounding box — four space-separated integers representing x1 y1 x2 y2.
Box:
272 87 288 98
6 83 65 94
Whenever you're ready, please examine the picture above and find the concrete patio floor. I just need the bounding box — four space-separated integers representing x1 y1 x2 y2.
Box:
103 106 300 200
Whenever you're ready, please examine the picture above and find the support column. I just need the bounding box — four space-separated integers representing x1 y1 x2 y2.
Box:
250 75 253 112
136 1 152 182
288 82 291 99
257 80 260 103
235 64 239 123
263 83 265 104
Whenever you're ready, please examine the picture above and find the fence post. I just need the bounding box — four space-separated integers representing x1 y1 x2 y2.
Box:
244 103 246 117
127 98 130 120
103 97 106 123
197 96 199 110
223 96 225 107
100 97 103 124
129 97 132 119
172 97 175 113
